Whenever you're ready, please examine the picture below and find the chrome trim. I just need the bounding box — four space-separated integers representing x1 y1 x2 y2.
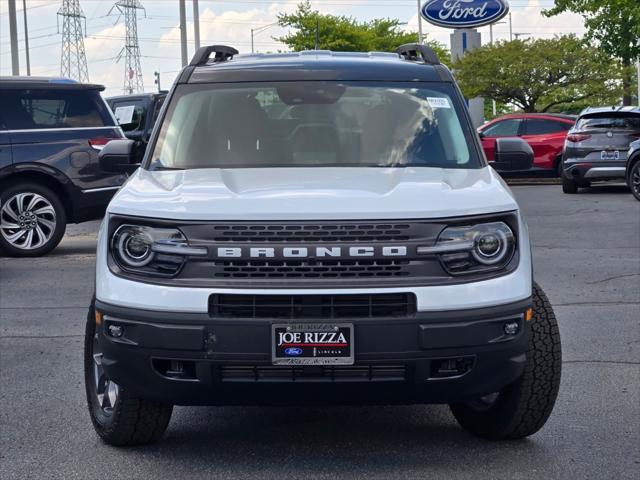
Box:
81 186 121 194
584 167 626 179
151 242 208 256
417 241 475 255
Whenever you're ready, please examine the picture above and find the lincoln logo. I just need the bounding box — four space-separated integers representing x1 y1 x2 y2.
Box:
216 246 408 258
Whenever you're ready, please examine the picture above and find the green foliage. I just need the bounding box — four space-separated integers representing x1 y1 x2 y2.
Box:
276 1 449 63
543 0 640 104
452 35 625 113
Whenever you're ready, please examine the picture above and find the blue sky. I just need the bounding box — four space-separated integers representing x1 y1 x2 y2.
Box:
1 1 585 96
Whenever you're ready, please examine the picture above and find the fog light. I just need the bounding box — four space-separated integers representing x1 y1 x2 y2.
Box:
504 321 519 335
107 324 124 338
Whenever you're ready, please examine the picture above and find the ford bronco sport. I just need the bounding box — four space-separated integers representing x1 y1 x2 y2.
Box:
85 44 562 445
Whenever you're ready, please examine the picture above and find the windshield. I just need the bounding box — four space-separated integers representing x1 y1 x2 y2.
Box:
148 82 480 170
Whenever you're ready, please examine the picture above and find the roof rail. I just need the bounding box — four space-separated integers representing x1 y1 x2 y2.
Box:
189 45 239 67
395 43 440 65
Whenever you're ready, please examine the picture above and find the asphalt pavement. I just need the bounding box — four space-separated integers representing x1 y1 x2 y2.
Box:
1 185 639 480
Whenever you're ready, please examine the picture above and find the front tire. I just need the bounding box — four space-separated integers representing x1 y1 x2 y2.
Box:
0 182 66 256
450 283 561 440
85 302 173 446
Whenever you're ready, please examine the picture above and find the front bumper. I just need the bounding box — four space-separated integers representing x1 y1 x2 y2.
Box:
95 298 531 406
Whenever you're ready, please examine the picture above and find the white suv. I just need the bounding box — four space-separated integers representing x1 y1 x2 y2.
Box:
85 45 561 446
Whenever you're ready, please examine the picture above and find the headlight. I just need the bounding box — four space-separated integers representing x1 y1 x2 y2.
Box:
111 224 207 276
417 222 515 275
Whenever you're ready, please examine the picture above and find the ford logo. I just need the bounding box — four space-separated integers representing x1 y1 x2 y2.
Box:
284 347 303 356
421 0 510 29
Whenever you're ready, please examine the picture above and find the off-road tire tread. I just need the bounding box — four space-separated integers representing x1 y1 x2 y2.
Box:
85 303 173 446
450 283 561 440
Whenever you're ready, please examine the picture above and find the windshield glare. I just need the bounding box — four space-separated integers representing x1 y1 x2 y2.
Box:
149 82 479 170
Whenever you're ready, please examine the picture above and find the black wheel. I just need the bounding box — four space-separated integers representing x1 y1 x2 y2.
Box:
629 161 640 201
85 302 173 446
450 283 562 440
555 156 564 178
562 176 578 194
0 182 66 256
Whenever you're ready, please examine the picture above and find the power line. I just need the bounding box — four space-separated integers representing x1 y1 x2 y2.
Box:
58 0 89 82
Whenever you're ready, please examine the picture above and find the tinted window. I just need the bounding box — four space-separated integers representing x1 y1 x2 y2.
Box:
0 89 108 130
112 100 146 132
525 119 572 135
576 114 640 131
482 119 522 137
150 82 480 170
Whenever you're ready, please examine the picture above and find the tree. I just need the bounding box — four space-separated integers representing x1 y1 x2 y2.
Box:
276 1 449 63
452 36 623 113
543 0 640 105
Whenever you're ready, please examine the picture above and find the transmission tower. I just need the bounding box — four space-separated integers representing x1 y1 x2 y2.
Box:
111 0 145 94
58 0 89 82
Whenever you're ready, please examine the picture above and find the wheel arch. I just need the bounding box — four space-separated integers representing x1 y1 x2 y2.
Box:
0 164 75 221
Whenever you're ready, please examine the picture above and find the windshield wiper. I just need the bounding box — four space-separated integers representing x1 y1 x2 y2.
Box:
152 166 185 171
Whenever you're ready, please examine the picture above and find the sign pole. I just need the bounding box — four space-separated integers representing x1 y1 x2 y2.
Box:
417 0 423 44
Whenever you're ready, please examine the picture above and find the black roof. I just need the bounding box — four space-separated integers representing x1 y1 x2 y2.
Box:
184 50 452 84
579 106 640 117
0 76 105 91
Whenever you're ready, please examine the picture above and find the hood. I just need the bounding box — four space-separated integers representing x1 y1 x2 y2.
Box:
107 166 518 220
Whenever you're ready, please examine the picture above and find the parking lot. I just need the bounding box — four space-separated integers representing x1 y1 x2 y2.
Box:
1 185 638 480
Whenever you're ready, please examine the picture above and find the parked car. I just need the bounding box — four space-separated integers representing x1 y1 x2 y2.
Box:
105 92 167 165
478 113 575 176
561 106 640 194
0 77 126 256
627 139 640 201
85 44 561 446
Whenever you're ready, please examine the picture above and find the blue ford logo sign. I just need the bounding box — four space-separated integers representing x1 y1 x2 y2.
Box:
284 347 303 356
421 0 510 29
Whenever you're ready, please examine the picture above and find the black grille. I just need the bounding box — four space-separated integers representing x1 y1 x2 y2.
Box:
211 223 412 242
214 259 412 279
220 364 407 382
209 293 416 319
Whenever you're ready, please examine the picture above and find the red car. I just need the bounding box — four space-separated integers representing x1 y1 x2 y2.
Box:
478 113 576 176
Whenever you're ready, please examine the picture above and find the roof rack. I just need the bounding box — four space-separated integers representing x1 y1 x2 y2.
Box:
189 45 239 67
395 43 440 65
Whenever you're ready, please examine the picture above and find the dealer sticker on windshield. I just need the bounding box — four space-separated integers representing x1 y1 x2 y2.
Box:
427 97 451 109
272 323 354 365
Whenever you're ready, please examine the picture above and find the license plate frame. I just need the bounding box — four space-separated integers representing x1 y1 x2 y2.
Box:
600 150 620 160
271 323 354 365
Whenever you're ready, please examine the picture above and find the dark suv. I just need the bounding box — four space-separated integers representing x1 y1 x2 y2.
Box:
0 77 125 256
106 92 167 165
562 106 640 193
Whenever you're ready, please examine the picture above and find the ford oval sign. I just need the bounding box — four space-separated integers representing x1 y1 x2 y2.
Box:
284 347 303 357
421 0 510 29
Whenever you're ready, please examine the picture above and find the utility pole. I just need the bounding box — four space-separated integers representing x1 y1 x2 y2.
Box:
154 71 161 92
509 12 513 41
179 0 188 66
58 0 89 82
8 0 20 75
22 0 31 75
417 0 423 44
112 0 145 94
637 59 640 104
193 0 200 51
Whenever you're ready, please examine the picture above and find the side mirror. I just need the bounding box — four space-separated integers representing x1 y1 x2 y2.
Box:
478 130 486 139
492 137 533 171
99 139 139 174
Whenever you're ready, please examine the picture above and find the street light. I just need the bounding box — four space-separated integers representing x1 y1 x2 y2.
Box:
251 22 279 53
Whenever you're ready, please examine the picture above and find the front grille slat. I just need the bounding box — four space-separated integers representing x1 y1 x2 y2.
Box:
220 364 407 382
209 293 416 319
